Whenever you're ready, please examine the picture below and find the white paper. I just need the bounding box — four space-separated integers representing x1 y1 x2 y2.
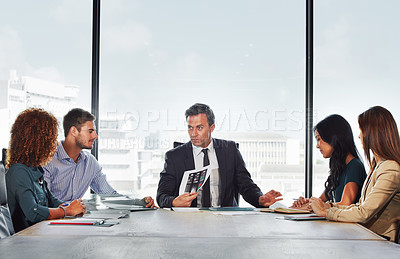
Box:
179 166 210 195
269 201 287 209
171 207 200 212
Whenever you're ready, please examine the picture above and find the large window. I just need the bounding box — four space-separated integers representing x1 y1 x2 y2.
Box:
0 0 92 147
313 1 400 197
99 1 306 203
6 1 397 205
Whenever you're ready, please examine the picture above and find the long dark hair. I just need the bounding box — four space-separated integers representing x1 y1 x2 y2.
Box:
358 106 400 169
314 114 361 200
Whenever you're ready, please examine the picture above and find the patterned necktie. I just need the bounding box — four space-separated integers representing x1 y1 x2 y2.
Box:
201 148 211 207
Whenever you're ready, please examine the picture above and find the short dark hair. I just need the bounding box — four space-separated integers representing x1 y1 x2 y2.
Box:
63 108 95 137
185 103 215 126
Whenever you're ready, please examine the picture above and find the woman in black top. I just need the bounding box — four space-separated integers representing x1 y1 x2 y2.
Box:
293 114 366 208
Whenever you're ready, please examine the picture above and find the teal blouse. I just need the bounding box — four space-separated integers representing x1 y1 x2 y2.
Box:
331 158 367 203
6 163 63 232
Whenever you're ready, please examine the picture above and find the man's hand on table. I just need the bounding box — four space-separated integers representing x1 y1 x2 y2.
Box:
258 189 283 207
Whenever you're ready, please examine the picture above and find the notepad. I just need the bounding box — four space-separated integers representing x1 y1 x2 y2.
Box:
260 207 311 214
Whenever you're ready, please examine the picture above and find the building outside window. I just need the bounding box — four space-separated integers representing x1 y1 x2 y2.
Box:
2 1 398 205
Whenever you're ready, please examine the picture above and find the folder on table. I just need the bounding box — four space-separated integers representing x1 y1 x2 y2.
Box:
49 218 119 226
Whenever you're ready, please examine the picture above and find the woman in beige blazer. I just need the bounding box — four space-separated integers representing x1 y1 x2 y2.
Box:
310 106 400 242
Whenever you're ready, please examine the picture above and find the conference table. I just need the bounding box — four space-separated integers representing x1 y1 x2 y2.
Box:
0 206 399 258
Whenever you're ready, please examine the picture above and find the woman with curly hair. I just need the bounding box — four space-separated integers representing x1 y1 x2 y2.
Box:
293 114 366 208
310 106 400 242
6 108 86 232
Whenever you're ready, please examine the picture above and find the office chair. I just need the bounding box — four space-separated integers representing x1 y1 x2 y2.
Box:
172 141 240 205
173 141 239 149
173 141 183 148
1 148 6 168
0 152 15 238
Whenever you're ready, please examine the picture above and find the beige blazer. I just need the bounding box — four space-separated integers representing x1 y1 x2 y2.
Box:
326 159 400 241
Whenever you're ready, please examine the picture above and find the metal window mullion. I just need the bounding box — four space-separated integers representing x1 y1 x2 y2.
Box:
91 0 101 159
305 0 314 198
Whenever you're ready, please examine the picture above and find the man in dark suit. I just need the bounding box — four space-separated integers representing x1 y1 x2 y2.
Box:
157 103 282 208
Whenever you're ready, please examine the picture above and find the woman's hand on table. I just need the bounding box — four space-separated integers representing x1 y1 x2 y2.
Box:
291 196 310 208
309 197 329 217
65 199 86 217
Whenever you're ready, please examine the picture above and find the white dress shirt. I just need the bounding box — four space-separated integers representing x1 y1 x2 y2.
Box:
192 139 221 207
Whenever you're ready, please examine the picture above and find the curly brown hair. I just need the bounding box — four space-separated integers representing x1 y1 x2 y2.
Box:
6 108 58 169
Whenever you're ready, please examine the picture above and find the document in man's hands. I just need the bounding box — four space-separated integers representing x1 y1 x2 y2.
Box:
179 166 210 195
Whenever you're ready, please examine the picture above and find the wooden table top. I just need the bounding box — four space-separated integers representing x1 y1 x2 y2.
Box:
2 208 399 258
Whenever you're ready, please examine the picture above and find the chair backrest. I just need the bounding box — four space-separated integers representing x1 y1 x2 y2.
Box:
173 142 239 149
173 141 183 148
1 148 6 168
0 154 15 238
0 163 7 207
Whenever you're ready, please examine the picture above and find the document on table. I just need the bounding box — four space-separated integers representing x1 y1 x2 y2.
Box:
179 166 210 195
171 207 200 212
100 196 155 211
283 214 326 221
208 209 261 216
84 210 129 219
201 207 256 211
260 207 311 214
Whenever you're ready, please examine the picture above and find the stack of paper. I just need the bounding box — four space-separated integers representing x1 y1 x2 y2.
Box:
101 196 154 211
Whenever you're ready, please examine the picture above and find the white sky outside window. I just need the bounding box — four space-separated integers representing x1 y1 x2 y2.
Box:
313 0 400 197
2 1 398 205
100 0 305 204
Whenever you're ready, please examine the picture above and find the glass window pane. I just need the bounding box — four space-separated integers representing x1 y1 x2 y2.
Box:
314 1 400 197
100 0 305 205
0 0 92 147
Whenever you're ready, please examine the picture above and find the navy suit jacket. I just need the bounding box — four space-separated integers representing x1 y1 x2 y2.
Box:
156 138 263 208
